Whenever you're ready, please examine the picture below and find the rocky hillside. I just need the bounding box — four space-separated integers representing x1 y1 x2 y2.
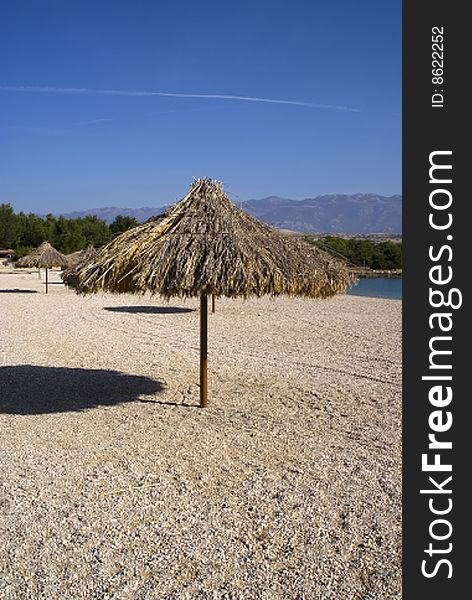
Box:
58 193 402 234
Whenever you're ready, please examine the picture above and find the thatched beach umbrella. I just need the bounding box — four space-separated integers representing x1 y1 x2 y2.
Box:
62 246 99 289
16 248 40 277
65 245 98 267
17 241 68 293
67 178 355 407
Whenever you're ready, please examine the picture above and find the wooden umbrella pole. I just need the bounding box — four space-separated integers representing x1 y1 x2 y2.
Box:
38 268 41 280
45 268 48 294
211 294 216 313
200 293 208 407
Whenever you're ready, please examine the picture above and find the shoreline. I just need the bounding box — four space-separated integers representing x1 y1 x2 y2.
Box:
351 268 402 278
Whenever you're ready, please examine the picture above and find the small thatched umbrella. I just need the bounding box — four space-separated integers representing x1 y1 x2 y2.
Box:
17 241 68 293
65 245 99 268
16 247 40 277
67 178 355 406
62 246 99 289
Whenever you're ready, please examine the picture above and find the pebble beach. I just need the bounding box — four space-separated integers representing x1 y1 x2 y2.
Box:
0 270 402 599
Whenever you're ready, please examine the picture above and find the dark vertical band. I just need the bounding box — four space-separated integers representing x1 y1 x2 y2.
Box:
403 1 467 595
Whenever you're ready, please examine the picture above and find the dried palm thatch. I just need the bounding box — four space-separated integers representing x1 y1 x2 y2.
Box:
15 248 39 269
65 245 99 267
62 246 100 290
67 178 356 406
69 180 353 299
16 241 69 293
17 241 68 269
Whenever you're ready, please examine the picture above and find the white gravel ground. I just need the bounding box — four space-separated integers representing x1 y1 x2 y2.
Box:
0 271 401 599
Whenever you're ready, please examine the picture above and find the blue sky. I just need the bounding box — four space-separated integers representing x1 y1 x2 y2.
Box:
0 0 401 214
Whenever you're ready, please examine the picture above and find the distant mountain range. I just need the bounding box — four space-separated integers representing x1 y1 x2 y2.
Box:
57 193 402 234
57 206 161 224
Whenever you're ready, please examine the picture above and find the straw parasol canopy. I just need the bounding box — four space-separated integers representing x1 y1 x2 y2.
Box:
65 245 99 268
62 246 99 289
17 241 69 293
67 178 355 405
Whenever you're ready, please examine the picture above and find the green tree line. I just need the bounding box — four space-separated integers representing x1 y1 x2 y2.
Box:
0 204 139 258
308 236 402 270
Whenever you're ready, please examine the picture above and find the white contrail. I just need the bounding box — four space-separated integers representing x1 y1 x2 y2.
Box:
75 117 113 126
0 85 361 112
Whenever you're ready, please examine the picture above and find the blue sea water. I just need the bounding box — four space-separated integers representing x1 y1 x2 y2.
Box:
346 277 402 300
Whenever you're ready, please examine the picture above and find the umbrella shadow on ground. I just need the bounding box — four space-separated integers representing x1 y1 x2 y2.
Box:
104 306 194 315
0 365 164 415
0 289 38 294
